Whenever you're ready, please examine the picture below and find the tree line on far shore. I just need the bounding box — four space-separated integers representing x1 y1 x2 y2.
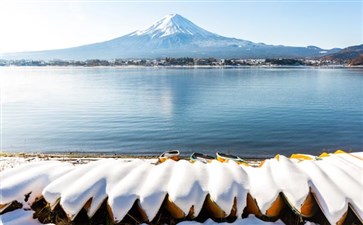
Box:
0 57 351 67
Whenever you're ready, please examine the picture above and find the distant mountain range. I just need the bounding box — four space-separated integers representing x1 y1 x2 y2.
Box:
321 44 363 65
3 14 345 60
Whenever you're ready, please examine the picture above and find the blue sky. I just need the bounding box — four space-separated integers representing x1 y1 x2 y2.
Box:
0 0 362 52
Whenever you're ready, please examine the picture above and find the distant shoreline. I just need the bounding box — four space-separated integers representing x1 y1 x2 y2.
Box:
1 65 362 69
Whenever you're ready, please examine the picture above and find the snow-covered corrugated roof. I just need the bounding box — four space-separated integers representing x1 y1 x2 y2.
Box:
0 151 362 225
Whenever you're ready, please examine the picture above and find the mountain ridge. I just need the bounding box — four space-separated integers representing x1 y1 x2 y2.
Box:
321 44 363 65
3 14 341 60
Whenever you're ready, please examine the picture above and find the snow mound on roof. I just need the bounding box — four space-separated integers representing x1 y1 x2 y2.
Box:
296 153 363 224
177 215 285 225
42 159 249 222
0 161 74 209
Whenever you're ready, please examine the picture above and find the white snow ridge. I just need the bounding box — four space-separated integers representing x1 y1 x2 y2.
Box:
0 150 362 225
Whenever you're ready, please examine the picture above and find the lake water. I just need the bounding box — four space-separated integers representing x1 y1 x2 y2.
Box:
1 67 362 158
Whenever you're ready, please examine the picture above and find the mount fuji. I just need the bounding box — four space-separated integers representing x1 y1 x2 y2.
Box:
4 14 339 60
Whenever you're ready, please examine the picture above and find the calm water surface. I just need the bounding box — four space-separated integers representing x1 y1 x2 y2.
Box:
1 67 362 157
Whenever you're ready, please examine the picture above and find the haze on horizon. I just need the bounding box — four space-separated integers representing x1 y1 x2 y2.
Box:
0 0 362 53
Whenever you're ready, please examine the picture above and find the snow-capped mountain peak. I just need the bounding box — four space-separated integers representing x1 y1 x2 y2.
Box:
132 14 217 38
3 13 339 60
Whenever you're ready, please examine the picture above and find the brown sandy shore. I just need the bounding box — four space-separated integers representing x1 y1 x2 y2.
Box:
0 152 263 171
